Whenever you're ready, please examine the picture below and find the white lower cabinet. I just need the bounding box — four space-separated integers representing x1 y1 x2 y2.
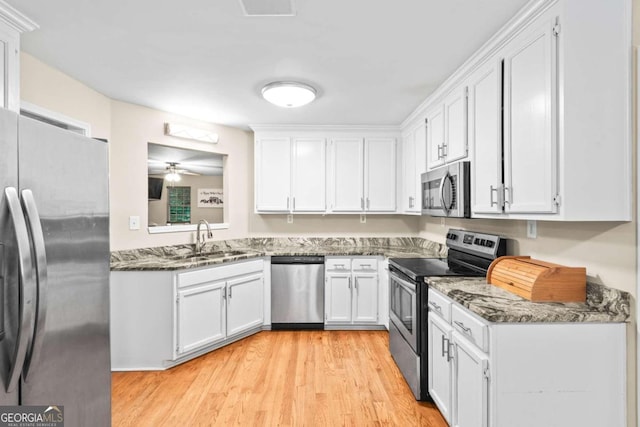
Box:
226 273 264 336
451 330 489 427
427 288 626 427
427 312 453 424
111 258 265 370
176 281 226 355
324 257 380 327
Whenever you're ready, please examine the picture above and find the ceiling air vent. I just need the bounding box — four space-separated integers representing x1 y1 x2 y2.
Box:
239 0 295 16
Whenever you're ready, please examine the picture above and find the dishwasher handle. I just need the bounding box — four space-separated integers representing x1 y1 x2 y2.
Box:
271 256 325 264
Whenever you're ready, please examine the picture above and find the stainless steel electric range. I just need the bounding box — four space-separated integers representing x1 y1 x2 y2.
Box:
388 229 507 400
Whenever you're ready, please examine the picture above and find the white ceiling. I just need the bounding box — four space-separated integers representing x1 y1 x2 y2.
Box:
8 0 530 130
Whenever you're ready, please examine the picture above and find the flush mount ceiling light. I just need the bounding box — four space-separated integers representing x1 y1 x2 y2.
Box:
164 123 219 143
261 81 317 108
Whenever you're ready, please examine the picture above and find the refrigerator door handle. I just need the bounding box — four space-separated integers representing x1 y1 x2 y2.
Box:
20 189 47 381
4 187 36 392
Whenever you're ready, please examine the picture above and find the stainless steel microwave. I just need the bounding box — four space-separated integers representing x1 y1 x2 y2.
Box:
421 161 470 218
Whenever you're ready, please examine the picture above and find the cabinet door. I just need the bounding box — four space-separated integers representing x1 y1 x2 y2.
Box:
352 273 378 324
226 273 264 337
325 274 352 323
364 137 396 212
255 137 291 212
292 137 326 212
503 17 557 214
470 60 503 214
402 123 426 214
176 281 226 355
401 130 416 213
452 331 489 427
0 23 19 111
444 86 468 163
329 138 364 212
428 313 453 424
427 106 445 170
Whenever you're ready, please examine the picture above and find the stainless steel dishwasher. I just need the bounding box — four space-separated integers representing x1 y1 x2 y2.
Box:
271 256 324 330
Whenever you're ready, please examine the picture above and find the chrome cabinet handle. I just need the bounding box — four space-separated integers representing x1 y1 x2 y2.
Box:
4 188 37 392
348 277 351 289
437 144 443 159
20 189 48 381
447 341 455 362
360 197 364 210
442 143 448 158
409 196 414 208
441 335 449 358
287 196 290 211
490 185 498 206
504 186 512 205
354 277 358 291
429 301 442 313
292 197 296 211
454 320 472 336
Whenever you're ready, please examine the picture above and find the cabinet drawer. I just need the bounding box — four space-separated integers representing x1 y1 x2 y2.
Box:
326 258 352 272
428 289 452 323
451 305 488 352
352 258 378 272
177 259 264 288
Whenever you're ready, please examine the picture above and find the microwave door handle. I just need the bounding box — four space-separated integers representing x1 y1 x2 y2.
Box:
439 173 450 215
20 189 48 381
4 188 36 392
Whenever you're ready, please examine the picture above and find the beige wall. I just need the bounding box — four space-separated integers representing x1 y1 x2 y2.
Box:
20 53 111 140
109 101 253 250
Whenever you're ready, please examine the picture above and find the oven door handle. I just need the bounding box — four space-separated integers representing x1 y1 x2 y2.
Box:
391 273 417 295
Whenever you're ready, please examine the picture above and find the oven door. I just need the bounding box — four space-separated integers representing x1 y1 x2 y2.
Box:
389 271 418 353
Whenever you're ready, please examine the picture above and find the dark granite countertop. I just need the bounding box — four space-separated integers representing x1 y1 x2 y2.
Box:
428 277 630 323
110 237 447 271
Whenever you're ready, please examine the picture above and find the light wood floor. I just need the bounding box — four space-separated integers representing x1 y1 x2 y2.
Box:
112 330 448 426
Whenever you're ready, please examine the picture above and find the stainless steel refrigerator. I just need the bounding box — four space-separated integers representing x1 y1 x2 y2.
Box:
0 107 110 425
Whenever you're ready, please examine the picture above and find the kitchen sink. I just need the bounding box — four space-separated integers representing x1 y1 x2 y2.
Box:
170 250 248 261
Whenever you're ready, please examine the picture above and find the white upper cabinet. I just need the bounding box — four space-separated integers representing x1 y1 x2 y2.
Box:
255 136 326 213
426 86 468 171
292 137 326 212
255 137 291 212
503 15 557 214
328 136 397 213
364 137 397 212
0 4 37 112
469 60 503 215
253 127 398 215
402 120 427 214
415 0 631 221
329 137 364 212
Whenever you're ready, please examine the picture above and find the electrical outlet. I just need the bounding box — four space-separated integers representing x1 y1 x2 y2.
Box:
287 214 293 224
440 217 445 227
360 214 366 224
129 215 140 230
527 220 537 238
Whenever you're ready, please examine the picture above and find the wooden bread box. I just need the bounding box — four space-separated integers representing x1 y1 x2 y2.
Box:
487 256 586 302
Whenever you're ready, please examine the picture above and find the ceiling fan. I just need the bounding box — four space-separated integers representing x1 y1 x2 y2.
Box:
159 162 200 182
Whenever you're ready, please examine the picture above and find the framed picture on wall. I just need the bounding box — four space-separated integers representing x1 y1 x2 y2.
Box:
197 188 223 208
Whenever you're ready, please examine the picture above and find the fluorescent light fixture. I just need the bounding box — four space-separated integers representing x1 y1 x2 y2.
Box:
164 123 219 143
261 81 316 108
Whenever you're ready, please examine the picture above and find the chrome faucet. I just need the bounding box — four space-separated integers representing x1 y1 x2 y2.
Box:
195 219 213 254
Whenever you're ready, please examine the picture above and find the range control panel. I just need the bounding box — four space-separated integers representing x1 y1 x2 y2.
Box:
446 229 507 258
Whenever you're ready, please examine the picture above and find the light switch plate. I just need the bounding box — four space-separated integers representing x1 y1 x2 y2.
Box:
527 220 537 238
286 214 293 224
129 215 140 230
